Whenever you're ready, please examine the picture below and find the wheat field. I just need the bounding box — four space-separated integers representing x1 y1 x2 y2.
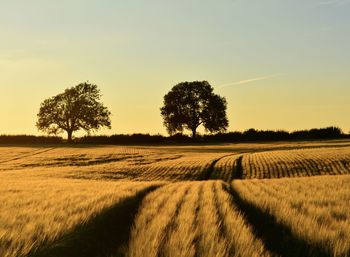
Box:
0 177 161 257
128 181 267 257
240 147 350 179
209 154 243 181
1 140 350 257
232 175 350 256
0 146 227 181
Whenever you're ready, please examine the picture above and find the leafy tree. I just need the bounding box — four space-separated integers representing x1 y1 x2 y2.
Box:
36 82 111 142
160 81 228 138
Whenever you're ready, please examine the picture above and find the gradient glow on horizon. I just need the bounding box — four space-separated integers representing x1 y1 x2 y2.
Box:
1 0 350 136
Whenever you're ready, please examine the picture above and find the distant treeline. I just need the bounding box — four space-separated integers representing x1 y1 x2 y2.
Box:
0 135 62 144
77 127 347 144
0 127 347 145
203 127 346 143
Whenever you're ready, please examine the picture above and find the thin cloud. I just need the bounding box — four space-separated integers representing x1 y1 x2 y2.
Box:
315 0 350 6
217 74 285 90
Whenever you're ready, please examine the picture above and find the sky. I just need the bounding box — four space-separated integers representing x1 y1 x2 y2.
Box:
0 0 350 136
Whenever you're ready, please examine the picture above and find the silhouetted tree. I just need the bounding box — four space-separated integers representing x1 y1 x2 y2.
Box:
36 82 111 143
160 81 228 138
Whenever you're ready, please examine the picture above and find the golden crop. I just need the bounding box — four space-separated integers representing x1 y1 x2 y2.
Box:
210 154 243 181
232 175 350 256
128 181 267 257
0 146 226 181
0 177 160 257
241 147 350 179
1 141 350 257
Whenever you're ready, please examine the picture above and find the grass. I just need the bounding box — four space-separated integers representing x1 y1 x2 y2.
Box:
232 175 350 256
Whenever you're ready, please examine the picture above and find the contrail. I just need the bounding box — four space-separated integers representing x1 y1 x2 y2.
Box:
217 74 285 90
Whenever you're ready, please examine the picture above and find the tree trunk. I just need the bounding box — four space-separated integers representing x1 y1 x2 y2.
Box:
191 128 197 139
67 130 73 143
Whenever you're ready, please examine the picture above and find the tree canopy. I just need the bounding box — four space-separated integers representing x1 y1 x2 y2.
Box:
36 82 111 142
160 81 228 138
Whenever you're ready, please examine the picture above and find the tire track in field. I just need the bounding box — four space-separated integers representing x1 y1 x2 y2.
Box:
229 167 329 257
199 153 240 181
204 153 246 181
28 185 161 257
128 183 192 257
0 147 56 164
202 144 350 181
232 155 244 180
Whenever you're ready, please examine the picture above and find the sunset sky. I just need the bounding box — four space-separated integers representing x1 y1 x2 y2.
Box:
1 0 350 136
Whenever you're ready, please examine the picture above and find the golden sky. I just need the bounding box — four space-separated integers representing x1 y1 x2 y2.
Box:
1 0 350 136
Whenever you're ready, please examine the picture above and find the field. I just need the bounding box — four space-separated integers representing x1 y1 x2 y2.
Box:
232 175 350 256
241 147 350 179
1 140 350 256
128 181 267 257
0 178 162 257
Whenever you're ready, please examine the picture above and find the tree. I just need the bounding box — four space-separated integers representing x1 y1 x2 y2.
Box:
36 82 111 142
160 81 229 138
